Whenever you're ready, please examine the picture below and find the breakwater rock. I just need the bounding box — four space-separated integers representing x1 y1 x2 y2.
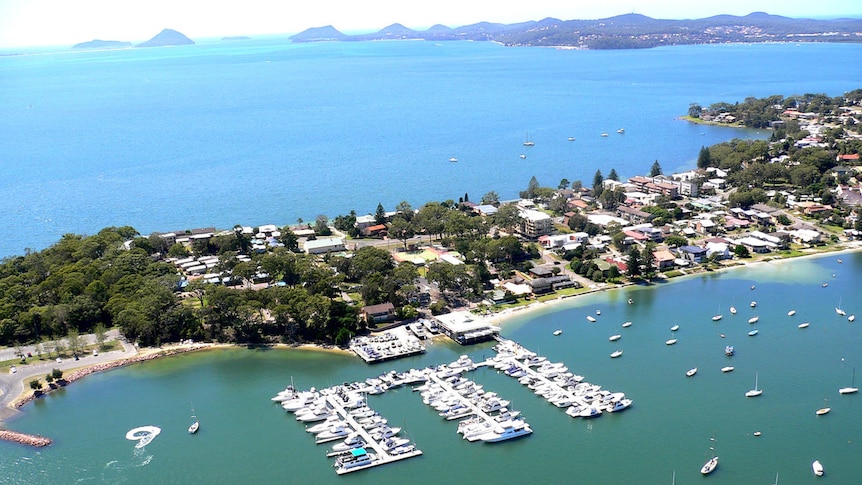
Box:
0 429 52 447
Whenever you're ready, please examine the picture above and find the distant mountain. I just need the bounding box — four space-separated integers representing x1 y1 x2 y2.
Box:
137 29 194 48
72 39 132 49
289 25 348 42
288 12 862 49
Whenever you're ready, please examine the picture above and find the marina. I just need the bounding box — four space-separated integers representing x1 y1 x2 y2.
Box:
273 338 632 474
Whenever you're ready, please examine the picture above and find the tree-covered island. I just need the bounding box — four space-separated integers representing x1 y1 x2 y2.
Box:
1 90 860 355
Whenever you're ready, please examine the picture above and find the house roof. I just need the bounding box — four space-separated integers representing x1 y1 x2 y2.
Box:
679 245 707 255
362 302 394 314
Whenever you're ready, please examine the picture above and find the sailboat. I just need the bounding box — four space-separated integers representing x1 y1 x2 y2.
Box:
839 366 858 394
712 305 723 321
815 398 831 415
745 372 763 397
522 133 534 147
836 298 846 316
700 436 718 475
188 403 200 434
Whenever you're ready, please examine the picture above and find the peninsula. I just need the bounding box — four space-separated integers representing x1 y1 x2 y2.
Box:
290 12 862 49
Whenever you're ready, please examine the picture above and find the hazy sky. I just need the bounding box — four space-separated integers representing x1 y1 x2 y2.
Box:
1 0 861 48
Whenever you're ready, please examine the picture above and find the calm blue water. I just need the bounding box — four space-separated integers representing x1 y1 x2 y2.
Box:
1 251 860 483
2 40 862 256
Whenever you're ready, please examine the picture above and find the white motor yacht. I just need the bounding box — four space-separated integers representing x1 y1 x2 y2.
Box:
478 421 533 443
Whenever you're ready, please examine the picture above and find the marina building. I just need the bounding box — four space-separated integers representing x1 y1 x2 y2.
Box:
434 311 500 345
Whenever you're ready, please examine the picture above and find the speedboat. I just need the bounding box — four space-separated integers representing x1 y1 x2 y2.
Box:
798 322 810 329
850 315 856 322
665 338 677 345
622 321 633 328
188 420 199 435
606 399 632 413
750 301 757 308
788 310 797 316
721 366 735 373
448 157 458 163
610 350 623 358
579 407 602 418
628 298 633 305
553 329 562 336
748 316 759 324
748 329 759 336
812 460 824 476
609 334 621 341
725 345 734 356
686 367 698 377
586 315 597 322
815 406 831 416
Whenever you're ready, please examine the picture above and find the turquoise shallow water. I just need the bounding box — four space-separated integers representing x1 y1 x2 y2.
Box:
2 40 862 256
1 251 860 483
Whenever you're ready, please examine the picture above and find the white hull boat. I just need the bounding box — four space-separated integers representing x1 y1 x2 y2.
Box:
812 460 824 476
745 373 763 397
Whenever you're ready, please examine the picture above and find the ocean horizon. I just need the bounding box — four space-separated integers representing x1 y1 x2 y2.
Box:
2 40 862 257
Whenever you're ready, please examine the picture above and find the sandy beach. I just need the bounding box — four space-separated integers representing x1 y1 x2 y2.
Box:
485 241 862 327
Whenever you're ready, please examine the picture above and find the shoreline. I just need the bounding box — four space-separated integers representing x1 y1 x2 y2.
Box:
0 340 352 425
1 243 858 428
486 242 862 328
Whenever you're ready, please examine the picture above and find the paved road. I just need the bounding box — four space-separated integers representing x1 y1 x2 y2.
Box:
0 329 125 363
0 332 136 421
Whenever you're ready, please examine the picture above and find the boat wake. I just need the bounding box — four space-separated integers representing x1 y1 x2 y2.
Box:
125 426 161 449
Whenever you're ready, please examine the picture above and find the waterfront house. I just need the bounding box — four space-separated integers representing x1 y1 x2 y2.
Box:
361 302 396 324
652 249 676 270
677 245 708 263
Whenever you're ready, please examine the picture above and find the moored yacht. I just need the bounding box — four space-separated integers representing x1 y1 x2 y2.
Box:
812 459 824 476
478 420 533 442
333 448 375 474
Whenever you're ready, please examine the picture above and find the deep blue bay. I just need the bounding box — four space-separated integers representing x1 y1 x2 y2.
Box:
1 40 861 256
